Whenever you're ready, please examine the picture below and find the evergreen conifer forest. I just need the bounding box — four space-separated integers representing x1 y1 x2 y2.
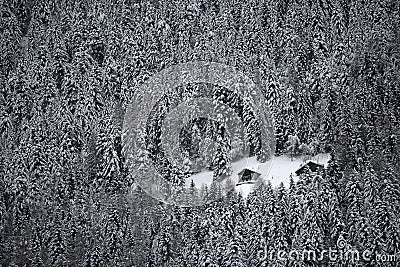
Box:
0 0 399 266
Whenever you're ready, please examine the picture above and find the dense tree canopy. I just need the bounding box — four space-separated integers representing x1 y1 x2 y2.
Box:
1 0 399 266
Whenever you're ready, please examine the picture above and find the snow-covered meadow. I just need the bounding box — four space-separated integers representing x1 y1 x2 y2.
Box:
186 153 331 196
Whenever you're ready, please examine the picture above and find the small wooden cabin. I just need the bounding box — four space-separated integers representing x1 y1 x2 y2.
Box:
295 161 324 176
236 168 261 185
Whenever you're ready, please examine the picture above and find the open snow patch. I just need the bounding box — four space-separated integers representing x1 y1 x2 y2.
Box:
185 153 331 197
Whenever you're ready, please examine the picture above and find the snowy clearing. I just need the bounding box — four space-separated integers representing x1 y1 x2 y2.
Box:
186 153 331 197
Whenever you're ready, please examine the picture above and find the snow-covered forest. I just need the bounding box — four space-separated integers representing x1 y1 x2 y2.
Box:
1 0 400 266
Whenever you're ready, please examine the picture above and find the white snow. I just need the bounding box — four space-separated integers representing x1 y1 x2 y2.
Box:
186 156 261 188
188 169 214 186
186 153 331 197
265 153 330 188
